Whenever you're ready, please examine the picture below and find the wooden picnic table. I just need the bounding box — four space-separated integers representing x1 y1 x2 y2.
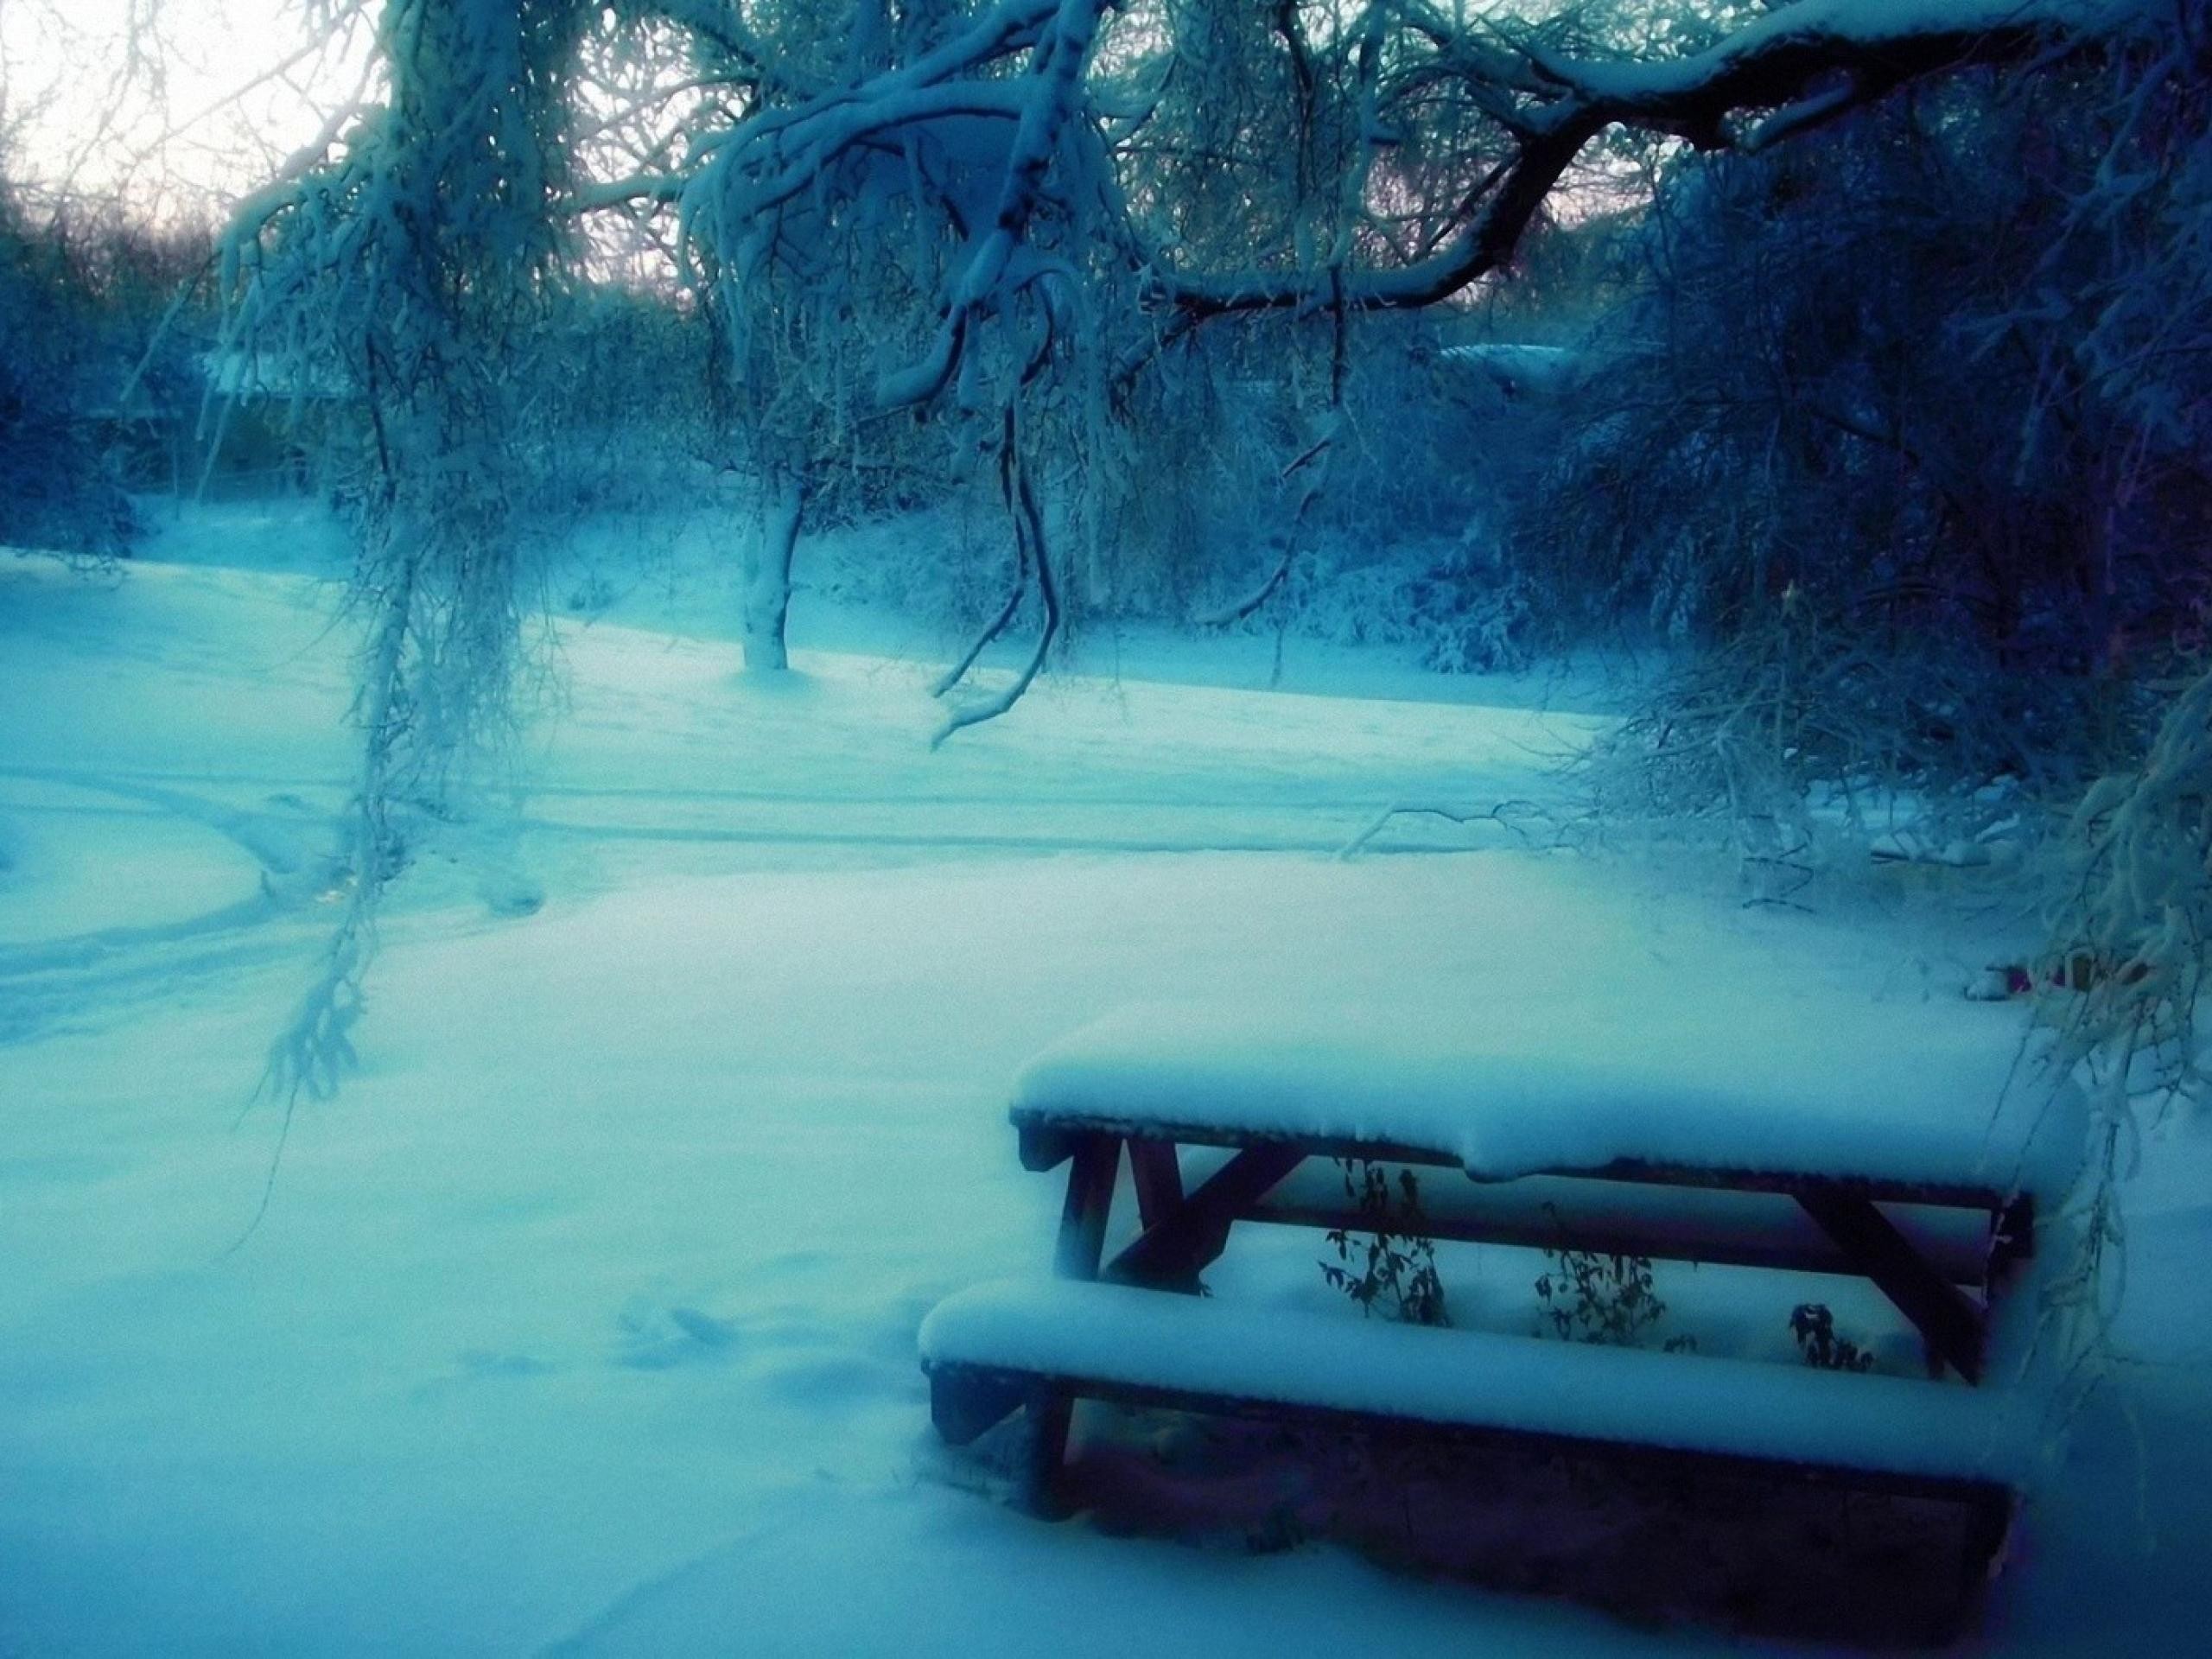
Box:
921 1002 2085 1585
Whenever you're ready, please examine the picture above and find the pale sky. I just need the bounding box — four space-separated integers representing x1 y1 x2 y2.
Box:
0 0 369 216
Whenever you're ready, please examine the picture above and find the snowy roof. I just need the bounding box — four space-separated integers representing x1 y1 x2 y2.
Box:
1012 1000 2086 1205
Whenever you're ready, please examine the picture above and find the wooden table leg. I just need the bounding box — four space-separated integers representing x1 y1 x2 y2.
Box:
1053 1132 1120 1281
1026 1131 1122 1515
1128 1138 1184 1230
1954 1487 2018 1630
1021 1381 1081 1521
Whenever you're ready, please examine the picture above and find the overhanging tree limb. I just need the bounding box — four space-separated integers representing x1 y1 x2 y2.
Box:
1149 0 2149 318
682 0 2152 396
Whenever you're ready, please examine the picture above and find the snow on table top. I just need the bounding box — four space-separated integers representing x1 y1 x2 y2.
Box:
921 1278 2031 1487
1013 999 2087 1204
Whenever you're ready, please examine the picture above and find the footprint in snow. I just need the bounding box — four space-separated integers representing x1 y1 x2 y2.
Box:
747 1348 888 1409
750 1248 832 1279
456 1349 556 1380
410 1350 558 1401
616 1301 742 1370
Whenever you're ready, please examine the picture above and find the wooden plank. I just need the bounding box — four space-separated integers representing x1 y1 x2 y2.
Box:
1230 1163 1996 1282
1128 1138 1185 1230
1106 1142 1306 1288
1796 1185 1987 1382
1960 1489 2018 1596
1573 1157 2012 1213
928 1357 2015 1513
1014 1108 2018 1210
1010 1106 1460 1171
1020 1379 1079 1520
1017 1122 1075 1173
930 1369 1024 1446
1989 1195 2036 1279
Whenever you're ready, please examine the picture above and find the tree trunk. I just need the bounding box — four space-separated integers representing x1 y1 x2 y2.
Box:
742 467 804 671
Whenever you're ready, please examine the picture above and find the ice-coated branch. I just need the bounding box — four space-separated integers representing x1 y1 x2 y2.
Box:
679 0 1100 410
1194 420 1338 628
1147 0 2157 320
1524 0 2151 115
932 407 1061 747
932 532 1030 699
568 171 690 213
683 0 1057 186
873 0 1108 410
1337 800 1543 861
713 81 1032 223
683 0 2148 404
635 0 819 102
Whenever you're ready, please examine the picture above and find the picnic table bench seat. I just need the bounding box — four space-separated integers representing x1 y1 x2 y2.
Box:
921 1277 2031 1499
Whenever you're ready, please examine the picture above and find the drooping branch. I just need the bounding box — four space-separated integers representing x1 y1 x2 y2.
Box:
1194 418 1338 628
932 526 1030 698
932 405 1061 747
226 0 585 1107
1151 110 1600 318
656 0 2171 752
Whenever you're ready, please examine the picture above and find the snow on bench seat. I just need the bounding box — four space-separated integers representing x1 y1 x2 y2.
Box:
920 1278 2033 1492
1013 1001 2087 1206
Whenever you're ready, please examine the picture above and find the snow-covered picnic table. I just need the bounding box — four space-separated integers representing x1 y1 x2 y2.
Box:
920 998 2087 1587
1004 1002 2083 1208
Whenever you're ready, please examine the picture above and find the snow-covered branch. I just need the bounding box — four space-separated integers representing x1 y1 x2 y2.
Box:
684 0 2155 393
679 0 1096 412
1151 0 2154 320
568 171 689 214
874 0 1106 410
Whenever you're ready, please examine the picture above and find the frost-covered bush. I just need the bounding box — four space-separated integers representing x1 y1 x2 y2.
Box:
1246 529 1537 674
2055 666 2212 1108
1526 63 2212 836
1402 540 1537 676
529 285 714 518
2046 11 2212 1128
1129 307 1546 658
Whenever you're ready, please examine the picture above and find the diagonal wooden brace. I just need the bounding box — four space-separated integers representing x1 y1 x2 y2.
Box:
1107 1142 1306 1289
1796 1185 1986 1383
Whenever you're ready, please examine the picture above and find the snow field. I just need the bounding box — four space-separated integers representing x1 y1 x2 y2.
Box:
1 516 2208 1653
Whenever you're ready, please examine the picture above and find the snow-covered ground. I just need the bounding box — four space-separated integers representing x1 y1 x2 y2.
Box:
2 505 2207 1655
